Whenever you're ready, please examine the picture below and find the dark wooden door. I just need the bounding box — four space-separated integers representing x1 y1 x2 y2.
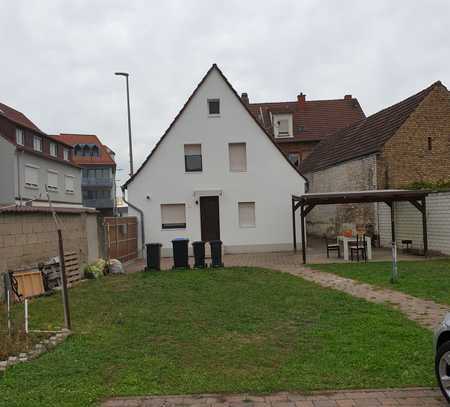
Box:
200 196 220 242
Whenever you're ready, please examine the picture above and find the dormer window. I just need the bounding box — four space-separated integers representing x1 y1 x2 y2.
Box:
33 136 42 152
208 99 220 115
50 142 57 157
273 114 293 138
16 128 24 145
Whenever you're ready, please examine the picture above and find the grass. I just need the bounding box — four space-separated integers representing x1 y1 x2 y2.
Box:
310 259 450 305
0 267 435 406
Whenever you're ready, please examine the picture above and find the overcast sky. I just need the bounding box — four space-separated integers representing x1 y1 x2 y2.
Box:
1 0 449 186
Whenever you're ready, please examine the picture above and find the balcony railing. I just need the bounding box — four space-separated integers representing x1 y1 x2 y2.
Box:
82 177 114 187
83 198 114 209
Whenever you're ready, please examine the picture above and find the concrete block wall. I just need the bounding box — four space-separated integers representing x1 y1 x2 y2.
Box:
378 192 450 255
0 211 100 298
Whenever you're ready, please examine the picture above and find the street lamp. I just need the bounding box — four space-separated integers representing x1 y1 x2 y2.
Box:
115 72 134 176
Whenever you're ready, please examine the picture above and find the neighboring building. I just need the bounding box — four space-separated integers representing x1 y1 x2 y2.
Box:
0 101 82 208
300 81 450 237
245 92 365 167
52 134 116 215
123 64 306 256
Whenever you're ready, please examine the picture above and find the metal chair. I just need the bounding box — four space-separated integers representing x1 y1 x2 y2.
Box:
324 235 341 258
350 234 367 262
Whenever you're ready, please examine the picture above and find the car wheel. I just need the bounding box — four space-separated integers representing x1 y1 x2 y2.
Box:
436 340 450 403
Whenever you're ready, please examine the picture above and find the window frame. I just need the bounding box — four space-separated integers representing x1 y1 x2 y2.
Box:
161 203 187 230
273 114 293 138
49 142 57 157
47 169 59 192
184 144 202 172
33 135 42 152
238 201 256 228
24 164 39 189
63 148 70 161
16 128 24 145
64 174 75 194
207 98 220 116
287 153 301 168
228 142 247 172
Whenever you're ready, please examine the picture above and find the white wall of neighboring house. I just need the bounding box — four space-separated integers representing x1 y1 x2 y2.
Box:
378 191 450 255
126 67 305 256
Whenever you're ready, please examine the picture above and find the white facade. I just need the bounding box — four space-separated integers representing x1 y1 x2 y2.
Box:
126 66 306 256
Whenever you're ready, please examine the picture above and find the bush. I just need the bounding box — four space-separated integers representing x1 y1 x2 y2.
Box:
83 259 107 279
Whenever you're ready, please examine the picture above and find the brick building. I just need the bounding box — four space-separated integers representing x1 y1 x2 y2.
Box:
300 81 450 237
243 92 365 167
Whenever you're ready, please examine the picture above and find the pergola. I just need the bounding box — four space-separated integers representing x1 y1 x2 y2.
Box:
291 189 430 264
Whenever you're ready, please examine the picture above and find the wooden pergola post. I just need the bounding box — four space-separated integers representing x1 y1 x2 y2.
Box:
422 198 428 257
292 197 297 252
301 205 306 264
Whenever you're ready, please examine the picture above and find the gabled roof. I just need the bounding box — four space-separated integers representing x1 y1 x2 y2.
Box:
0 101 45 134
53 133 116 166
300 81 443 174
248 98 365 142
123 64 307 188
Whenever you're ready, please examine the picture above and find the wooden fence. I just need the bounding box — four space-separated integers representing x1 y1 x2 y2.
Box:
104 217 138 263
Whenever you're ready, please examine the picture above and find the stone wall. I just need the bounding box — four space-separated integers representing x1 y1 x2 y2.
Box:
0 210 99 298
305 154 377 236
378 85 450 188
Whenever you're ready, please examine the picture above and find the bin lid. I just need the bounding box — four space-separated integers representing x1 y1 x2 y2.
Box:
172 238 189 242
147 242 162 247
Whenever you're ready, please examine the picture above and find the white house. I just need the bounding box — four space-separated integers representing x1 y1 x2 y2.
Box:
123 64 306 256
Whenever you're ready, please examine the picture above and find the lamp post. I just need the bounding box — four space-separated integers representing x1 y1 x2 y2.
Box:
115 72 134 176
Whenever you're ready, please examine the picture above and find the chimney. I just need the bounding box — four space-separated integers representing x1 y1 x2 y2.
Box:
241 92 249 104
297 92 306 107
344 94 352 100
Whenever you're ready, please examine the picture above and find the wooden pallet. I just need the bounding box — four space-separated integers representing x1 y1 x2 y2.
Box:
43 252 81 289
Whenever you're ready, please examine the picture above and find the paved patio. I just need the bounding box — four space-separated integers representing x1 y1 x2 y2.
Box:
102 388 446 406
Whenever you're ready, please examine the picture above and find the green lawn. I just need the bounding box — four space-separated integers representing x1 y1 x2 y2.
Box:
310 260 450 305
0 267 435 406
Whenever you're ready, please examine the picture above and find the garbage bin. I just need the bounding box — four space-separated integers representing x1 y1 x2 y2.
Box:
209 240 224 267
146 243 162 271
172 238 190 269
192 241 206 268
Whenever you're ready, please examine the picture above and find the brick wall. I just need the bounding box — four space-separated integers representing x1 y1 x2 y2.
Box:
378 85 450 188
0 211 99 298
378 191 450 255
305 154 377 236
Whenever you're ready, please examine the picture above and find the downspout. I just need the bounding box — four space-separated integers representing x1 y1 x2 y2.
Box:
17 149 23 206
121 186 145 257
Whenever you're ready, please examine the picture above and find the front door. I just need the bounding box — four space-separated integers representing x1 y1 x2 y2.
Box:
200 196 220 242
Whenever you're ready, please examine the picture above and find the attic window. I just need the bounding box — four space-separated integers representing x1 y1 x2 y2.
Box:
208 99 220 115
273 114 293 138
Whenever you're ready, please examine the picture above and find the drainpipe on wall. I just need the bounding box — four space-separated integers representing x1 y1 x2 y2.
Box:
121 187 145 258
17 150 23 206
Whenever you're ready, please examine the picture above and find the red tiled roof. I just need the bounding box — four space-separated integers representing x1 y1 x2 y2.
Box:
300 81 443 174
248 98 365 142
0 101 45 134
53 133 116 166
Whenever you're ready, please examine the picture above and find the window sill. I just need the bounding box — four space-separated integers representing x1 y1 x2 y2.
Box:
208 114 221 118
185 171 203 174
25 184 39 190
230 170 247 173
239 225 256 228
275 135 294 139
65 191 75 195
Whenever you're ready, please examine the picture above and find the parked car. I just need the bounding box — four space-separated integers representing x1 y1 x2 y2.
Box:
435 313 450 403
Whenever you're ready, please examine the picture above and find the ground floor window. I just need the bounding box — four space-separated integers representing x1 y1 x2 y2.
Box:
238 202 256 228
161 203 186 229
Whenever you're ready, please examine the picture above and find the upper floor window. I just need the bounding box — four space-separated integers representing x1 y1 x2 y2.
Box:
63 148 69 161
208 99 220 115
288 153 300 168
65 175 75 194
33 136 42 152
184 144 202 172
25 164 39 189
47 170 59 191
49 142 57 157
16 128 24 145
229 142 247 172
273 114 293 138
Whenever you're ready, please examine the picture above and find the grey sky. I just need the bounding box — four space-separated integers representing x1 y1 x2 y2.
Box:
1 1 449 186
